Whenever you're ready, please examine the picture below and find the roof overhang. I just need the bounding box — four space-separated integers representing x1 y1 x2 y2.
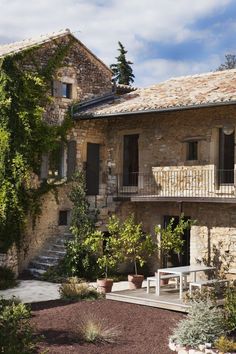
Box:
73 100 236 121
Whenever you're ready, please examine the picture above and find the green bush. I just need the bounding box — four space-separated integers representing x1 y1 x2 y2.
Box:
183 287 217 304
0 266 17 290
59 277 100 300
171 300 226 348
64 241 101 280
0 297 38 353
224 286 236 331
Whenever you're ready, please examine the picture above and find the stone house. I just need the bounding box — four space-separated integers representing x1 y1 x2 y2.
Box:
71 69 236 277
1 29 236 277
0 29 113 274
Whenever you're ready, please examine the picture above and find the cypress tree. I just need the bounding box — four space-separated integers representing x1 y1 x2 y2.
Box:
110 41 135 85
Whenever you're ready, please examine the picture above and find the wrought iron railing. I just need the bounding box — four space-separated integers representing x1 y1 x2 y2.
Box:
114 169 236 199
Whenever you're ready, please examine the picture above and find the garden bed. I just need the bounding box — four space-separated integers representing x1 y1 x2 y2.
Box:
31 299 183 353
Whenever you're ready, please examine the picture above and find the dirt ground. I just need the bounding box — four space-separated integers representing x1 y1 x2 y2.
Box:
31 299 184 354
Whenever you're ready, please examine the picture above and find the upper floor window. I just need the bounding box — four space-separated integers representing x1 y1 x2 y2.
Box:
186 141 198 161
51 80 73 99
62 83 72 99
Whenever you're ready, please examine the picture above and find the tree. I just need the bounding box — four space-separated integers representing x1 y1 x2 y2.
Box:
110 41 135 85
216 54 236 71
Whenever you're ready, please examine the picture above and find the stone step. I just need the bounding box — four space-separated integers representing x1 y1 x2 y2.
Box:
28 268 46 277
36 255 61 264
28 232 72 277
45 250 66 257
29 261 55 271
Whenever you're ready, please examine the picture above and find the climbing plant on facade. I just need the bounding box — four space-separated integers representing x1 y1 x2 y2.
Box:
0 39 74 252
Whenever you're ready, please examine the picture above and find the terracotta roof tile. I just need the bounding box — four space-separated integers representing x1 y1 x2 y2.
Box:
75 69 236 117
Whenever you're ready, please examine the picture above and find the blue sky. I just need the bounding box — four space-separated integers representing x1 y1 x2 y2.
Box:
0 0 235 87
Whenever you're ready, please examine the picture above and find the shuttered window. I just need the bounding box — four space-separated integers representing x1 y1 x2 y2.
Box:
51 80 73 99
40 140 77 180
67 140 77 179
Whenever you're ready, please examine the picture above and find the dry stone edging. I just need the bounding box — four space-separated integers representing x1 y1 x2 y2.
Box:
168 338 234 354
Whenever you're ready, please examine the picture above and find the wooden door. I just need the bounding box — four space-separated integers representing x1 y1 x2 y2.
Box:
86 143 100 195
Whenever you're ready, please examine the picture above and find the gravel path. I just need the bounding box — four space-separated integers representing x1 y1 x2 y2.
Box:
31 299 184 354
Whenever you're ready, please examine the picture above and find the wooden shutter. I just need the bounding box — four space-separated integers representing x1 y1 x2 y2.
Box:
40 153 49 180
52 80 63 97
67 140 77 179
86 143 100 195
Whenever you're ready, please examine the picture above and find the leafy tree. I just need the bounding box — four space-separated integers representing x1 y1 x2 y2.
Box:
155 215 193 267
110 41 135 85
216 54 236 71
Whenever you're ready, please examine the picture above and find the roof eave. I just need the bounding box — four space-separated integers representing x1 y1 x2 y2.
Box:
73 100 236 121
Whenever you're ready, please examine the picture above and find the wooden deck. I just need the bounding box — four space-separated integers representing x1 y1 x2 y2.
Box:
106 285 191 313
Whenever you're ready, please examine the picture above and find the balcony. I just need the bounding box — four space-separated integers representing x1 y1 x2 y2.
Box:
114 167 236 203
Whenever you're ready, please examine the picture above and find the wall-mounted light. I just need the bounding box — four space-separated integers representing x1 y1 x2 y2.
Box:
223 124 234 135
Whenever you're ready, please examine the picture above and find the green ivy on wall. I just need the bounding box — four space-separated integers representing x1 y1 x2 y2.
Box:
0 38 74 252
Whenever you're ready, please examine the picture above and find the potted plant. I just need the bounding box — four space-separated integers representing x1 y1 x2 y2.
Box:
84 226 122 293
154 215 192 285
118 214 157 289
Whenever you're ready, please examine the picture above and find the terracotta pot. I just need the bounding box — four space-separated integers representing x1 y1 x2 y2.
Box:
155 272 170 286
97 278 113 294
128 274 144 289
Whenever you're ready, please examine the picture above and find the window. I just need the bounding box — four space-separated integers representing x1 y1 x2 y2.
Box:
219 128 235 184
51 80 73 99
40 140 77 181
186 141 198 161
59 210 69 226
123 134 139 186
48 143 65 179
62 83 72 99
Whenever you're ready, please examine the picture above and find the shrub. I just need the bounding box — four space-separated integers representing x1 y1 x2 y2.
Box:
59 277 100 300
0 266 17 290
171 300 226 348
64 240 101 280
214 336 236 353
183 287 217 304
224 286 236 332
78 314 120 343
0 297 38 353
41 260 68 283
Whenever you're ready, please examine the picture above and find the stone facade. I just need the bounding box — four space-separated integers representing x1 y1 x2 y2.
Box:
3 31 236 276
70 104 236 275
0 32 113 274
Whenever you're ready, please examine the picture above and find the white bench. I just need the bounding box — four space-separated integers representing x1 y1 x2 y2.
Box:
146 274 187 294
189 278 230 294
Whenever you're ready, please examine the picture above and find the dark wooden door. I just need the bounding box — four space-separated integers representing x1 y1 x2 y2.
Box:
123 134 139 186
163 216 190 267
219 129 235 184
86 143 100 195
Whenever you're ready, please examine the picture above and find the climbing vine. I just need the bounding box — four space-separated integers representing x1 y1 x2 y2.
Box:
0 38 74 252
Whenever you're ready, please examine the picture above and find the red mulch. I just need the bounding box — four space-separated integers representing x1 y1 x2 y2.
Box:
31 299 184 354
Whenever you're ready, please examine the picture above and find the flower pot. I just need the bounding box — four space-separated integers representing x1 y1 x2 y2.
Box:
156 272 170 286
128 274 144 289
97 278 113 294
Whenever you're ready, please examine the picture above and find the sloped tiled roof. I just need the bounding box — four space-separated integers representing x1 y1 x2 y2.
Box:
0 29 111 73
74 69 236 118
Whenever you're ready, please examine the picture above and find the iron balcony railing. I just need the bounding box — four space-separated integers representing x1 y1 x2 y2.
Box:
115 169 236 199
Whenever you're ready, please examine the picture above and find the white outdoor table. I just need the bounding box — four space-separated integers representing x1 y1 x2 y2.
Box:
157 265 216 299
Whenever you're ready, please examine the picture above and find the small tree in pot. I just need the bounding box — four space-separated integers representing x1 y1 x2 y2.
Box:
154 216 193 284
118 214 157 289
84 219 122 293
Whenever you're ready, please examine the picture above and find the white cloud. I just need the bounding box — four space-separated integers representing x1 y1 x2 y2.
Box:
136 55 222 87
0 0 233 86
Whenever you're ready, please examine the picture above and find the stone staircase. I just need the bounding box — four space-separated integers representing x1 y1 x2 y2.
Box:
28 232 73 278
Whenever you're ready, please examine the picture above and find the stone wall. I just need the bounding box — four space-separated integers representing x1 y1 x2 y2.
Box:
70 104 236 274
0 244 18 276
6 33 113 273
